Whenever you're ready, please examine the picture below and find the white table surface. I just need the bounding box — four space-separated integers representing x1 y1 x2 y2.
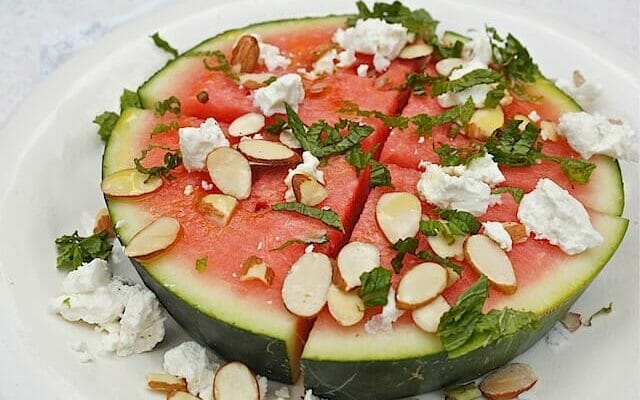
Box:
0 0 638 129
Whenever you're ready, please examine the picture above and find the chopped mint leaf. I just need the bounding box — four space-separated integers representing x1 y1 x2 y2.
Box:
134 145 182 181
485 120 541 167
263 76 277 85
200 50 239 81
399 73 442 96
411 98 475 135
120 88 141 111
416 249 463 274
391 237 419 273
93 111 119 142
431 69 504 96
419 219 446 237
151 121 180 136
150 32 179 58
584 302 613 327
435 143 485 166
540 154 596 184
345 145 376 174
272 202 344 232
433 39 464 59
55 230 112 271
370 161 393 188
154 96 181 116
491 186 525 203
443 382 482 400
340 100 409 129
437 208 482 236
359 267 392 308
195 256 208 272
484 83 506 108
62 297 72 308
438 276 538 358
265 117 288 135
270 233 330 251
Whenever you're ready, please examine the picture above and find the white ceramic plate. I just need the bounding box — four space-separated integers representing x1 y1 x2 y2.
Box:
0 0 638 399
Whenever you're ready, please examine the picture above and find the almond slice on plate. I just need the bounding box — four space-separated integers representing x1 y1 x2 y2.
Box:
467 106 504 140
240 256 274 286
398 43 434 59
206 147 252 200
145 373 188 392
411 295 451 333
502 222 528 244
282 252 333 318
479 363 538 400
101 168 162 197
465 234 517 294
231 35 259 73
167 392 200 400
228 113 266 137
213 362 260 400
561 312 582 332
376 192 422 244
198 194 239 227
93 208 115 237
291 174 328 206
237 139 301 166
327 284 365 327
396 262 447 310
435 58 465 76
426 232 466 260
335 241 380 291
239 73 276 89
125 216 180 258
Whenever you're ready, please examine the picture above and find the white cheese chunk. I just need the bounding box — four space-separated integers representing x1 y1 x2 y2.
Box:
61 258 111 294
306 49 337 79
179 118 229 172
333 18 413 72
517 178 603 255
356 64 369 77
253 73 305 117
284 151 325 202
437 59 491 108
336 49 356 68
527 110 541 122
364 288 404 334
304 389 328 400
556 73 602 111
483 221 513 251
558 112 638 161
251 34 291 72
417 162 493 216
163 341 218 399
462 29 493 64
440 153 505 186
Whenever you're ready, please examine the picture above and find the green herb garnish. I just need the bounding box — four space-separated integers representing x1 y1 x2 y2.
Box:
55 231 112 271
370 160 393 188
199 49 239 81
195 256 208 272
411 98 475 135
120 88 141 111
435 143 485 166
419 209 481 246
400 73 442 96
340 100 409 129
150 32 179 58
154 96 181 116
270 233 330 251
539 154 596 185
134 145 182 181
93 111 119 142
359 267 393 308
265 117 288 135
431 69 504 96
62 297 72 308
272 202 344 232
151 121 180 136
416 249 463 274
391 237 419 273
491 186 525 203
583 302 613 327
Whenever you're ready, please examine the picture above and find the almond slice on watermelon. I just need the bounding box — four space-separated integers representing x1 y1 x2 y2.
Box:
282 252 333 318
327 284 365 327
145 373 188 392
435 58 465 76
206 147 252 200
213 361 260 400
240 256 274 286
465 234 517 294
396 262 447 310
398 43 433 59
228 113 266 137
335 241 380 291
467 106 504 140
198 194 239 227
446 268 461 288
376 192 422 244
231 35 259 73
426 232 466 261
479 363 538 400
502 222 528 244
101 168 163 197
124 216 181 258
411 295 450 333
167 392 200 400
291 174 328 206
237 139 301 166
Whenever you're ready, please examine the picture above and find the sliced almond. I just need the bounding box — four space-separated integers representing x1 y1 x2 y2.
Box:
168 392 200 400
479 363 538 400
396 262 447 310
561 312 582 332
427 232 466 261
499 92 513 107
279 129 302 149
446 268 461 288
237 139 301 166
502 222 528 244
101 168 162 197
213 361 260 400
228 113 266 137
467 106 504 140
93 208 115 237
198 194 239 227
206 147 252 200
125 216 180 258
146 373 188 392
282 252 333 318
435 58 465 77
376 192 422 244
239 256 274 286
327 284 365 327
335 241 380 291
398 43 434 59
231 35 259 73
572 70 586 87
239 73 276 89
464 234 517 294
411 295 451 333
512 114 530 131
291 174 328 206
539 120 558 141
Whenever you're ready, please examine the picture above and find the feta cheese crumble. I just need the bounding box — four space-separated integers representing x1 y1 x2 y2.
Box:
558 112 638 161
253 73 305 117
336 49 356 68
304 389 328 400
462 29 493 65
307 49 338 79
333 18 413 72
440 153 505 186
483 221 513 251
437 59 492 108
364 288 404 334
201 180 214 191
284 151 325 202
183 184 194 196
527 110 541 122
251 34 291 72
356 64 369 77
163 341 218 399
517 178 603 255
556 71 602 111
52 259 165 356
179 118 229 172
